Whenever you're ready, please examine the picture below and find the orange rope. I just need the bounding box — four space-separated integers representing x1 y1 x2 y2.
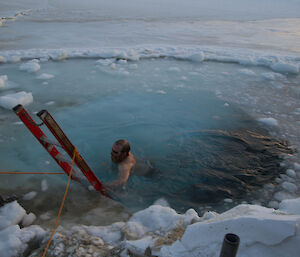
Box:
42 148 79 257
0 172 64 174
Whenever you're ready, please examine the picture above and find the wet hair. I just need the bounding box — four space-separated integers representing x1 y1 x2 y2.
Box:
114 139 130 155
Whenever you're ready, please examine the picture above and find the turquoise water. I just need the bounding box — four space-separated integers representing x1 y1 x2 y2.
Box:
0 58 291 213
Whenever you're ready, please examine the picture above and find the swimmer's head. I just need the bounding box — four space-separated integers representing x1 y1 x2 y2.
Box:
111 139 130 163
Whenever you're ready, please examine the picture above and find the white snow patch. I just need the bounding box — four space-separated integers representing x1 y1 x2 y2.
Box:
0 91 33 109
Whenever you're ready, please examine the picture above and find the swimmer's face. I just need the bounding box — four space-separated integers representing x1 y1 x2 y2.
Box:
111 143 126 163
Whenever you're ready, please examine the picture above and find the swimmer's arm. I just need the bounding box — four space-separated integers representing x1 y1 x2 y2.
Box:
105 164 131 189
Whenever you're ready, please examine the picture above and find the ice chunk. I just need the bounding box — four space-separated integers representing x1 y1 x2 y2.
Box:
0 75 8 89
279 198 300 214
96 58 116 66
0 201 26 230
186 52 205 62
0 225 23 257
23 191 37 201
84 222 125 245
39 212 51 221
153 198 170 207
156 90 167 94
41 180 48 192
19 59 40 73
36 73 54 80
273 191 294 201
258 117 278 126
50 52 67 61
128 205 199 234
294 163 300 171
0 56 5 63
281 182 297 193
261 72 285 81
125 236 155 256
268 201 279 209
160 204 300 257
271 61 299 74
21 213 36 227
239 69 256 76
286 169 296 178
0 91 33 109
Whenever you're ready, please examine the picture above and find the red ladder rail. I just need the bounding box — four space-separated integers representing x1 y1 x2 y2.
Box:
13 105 110 199
13 105 79 182
37 109 110 198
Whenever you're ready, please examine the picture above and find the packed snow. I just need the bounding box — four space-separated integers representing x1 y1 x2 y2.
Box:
1 0 300 256
2 200 299 257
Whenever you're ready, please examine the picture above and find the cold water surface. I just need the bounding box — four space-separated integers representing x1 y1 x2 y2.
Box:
0 58 294 217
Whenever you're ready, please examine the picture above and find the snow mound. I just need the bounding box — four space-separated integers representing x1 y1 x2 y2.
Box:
0 201 26 230
159 204 300 257
19 59 40 73
0 202 45 257
0 91 33 109
129 205 200 234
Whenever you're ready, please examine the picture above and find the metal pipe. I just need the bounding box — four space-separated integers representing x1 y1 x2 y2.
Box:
219 233 240 257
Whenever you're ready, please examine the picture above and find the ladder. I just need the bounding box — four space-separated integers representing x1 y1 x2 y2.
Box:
13 104 111 199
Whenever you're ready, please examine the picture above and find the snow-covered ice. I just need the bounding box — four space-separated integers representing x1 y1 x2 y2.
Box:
19 59 40 73
0 91 33 109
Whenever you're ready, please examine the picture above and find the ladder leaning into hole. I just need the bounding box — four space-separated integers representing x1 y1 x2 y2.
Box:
13 104 111 199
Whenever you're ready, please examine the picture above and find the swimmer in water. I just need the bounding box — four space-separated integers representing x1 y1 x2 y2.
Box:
105 139 158 190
